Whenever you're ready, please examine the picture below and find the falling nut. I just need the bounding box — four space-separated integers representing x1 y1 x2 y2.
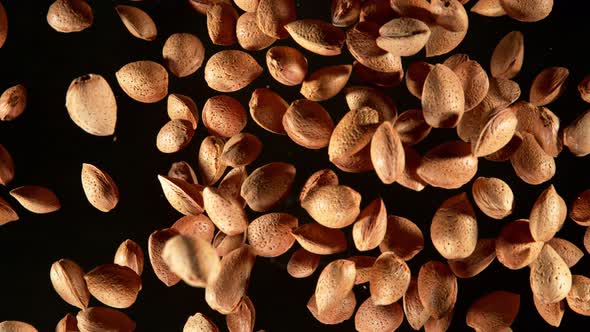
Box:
510 132 555 185
236 12 276 51
370 121 405 184
352 198 387 251
417 141 478 189
256 0 296 39
163 33 205 78
393 109 431 146
114 239 144 276
547 238 584 268
403 277 430 330
148 228 181 287
570 189 590 226
347 21 402 73
47 0 93 33
418 261 458 319
472 177 514 219
50 259 90 309
81 163 119 212
355 297 403 332
291 223 347 255
198 136 226 186
301 185 361 229
10 185 61 214
249 88 289 135
77 307 136 332
448 238 497 278
207 3 238 46
167 94 199 130
266 46 308 86
284 19 345 56
422 64 465 128
282 99 335 149
530 244 572 304
344 86 397 121
301 64 352 102
116 61 168 103
406 60 434 100
328 107 380 162
84 264 142 309
204 50 262 92
369 251 411 305
115 5 157 41
157 175 204 216
55 313 77 332
307 291 356 325
431 192 478 260
226 296 256 332
376 18 430 56
240 162 296 212
490 31 524 79
529 67 569 106
496 219 544 270
529 185 566 242
0 84 27 121
563 109 590 157
171 214 215 243
221 133 262 168
203 186 248 236
379 215 424 260
247 213 297 257
500 0 553 22
162 234 220 287
315 259 356 315
566 275 590 316
466 291 520 331
287 248 320 278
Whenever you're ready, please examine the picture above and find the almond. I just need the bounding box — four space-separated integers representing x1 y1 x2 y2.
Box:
0 196 18 225
207 3 238 45
266 46 307 86
204 50 262 92
307 291 356 325
370 121 405 184
301 185 361 229
221 133 262 167
370 252 411 305
566 275 590 316
331 0 361 27
315 259 356 315
167 94 199 129
529 185 566 242
344 86 397 121
148 228 181 287
471 0 507 17
282 99 334 149
418 261 458 319
171 214 215 243
425 20 468 57
236 12 276 51
331 144 374 173
403 277 430 330
547 238 583 268
563 109 590 157
291 223 347 255
47 0 93 33
0 143 14 185
198 136 226 186
240 162 295 212
490 31 524 79
284 19 345 56
328 107 380 161
512 102 561 157
157 175 204 215
472 177 514 219
184 313 219 332
77 307 135 332
348 255 376 285
218 167 248 208
424 308 455 332
466 291 520 331
10 185 61 214
0 84 27 121
453 60 489 111
406 60 434 99
226 296 255 332
443 53 470 70
300 64 352 101
570 189 590 226
188 0 232 15
430 0 469 32
299 169 339 204
448 238 496 278
114 239 144 276
431 192 478 259
249 88 288 135
287 248 320 278
530 244 572 303
472 108 518 157
379 215 424 260
422 64 465 128
510 132 555 185
55 313 78 332
500 0 553 22
84 264 142 309
115 61 168 103
168 161 199 185
81 163 119 212
352 198 387 251
162 234 220 287
393 109 431 146
115 5 157 41
203 186 248 236
213 231 246 257
255 0 296 39
163 33 205 78
496 219 544 270
417 141 477 189
202 95 246 138
356 298 403 332
0 321 37 332
397 146 428 192
50 259 90 309
247 213 297 257
347 21 402 73
377 18 430 56
234 0 259 12
530 67 569 106
534 295 565 327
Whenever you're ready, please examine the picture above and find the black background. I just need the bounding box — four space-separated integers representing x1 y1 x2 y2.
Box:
1 0 590 331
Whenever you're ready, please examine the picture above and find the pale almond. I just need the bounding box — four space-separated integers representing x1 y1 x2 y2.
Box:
47 0 93 33
534 295 565 327
417 141 477 189
188 0 231 15
163 33 205 78
50 259 90 309
10 185 61 214
379 215 423 260
496 219 544 270
234 0 259 12
472 177 514 219
236 12 276 51
563 109 590 157
315 259 356 315
202 95 246 138
301 185 361 229
377 18 430 56
284 19 345 56
566 275 590 316
430 0 469 32
403 277 430 330
512 102 562 157
221 133 262 167
255 0 296 39
114 239 144 276
348 255 376 285
167 94 199 129
307 291 356 325
299 169 339 204
115 5 157 41
530 244 572 304
472 107 518 157
300 64 352 102
347 21 402 73
218 167 248 208
291 223 347 255
510 132 555 185
422 64 465 128
0 321 37 332
77 307 135 332
226 296 255 332
352 198 387 251
328 106 380 162
213 231 246 257
115 61 168 103
370 121 405 184
84 264 142 309
282 99 334 149
331 144 374 173
287 248 320 278
529 184 566 242
453 60 489 111
148 228 181 287
55 313 78 332
355 298 403 332
203 186 248 236
247 212 297 257
240 162 295 212
344 86 397 121
266 46 307 86
249 88 288 135
490 31 524 79
370 251 411 305
198 136 226 186
157 175 204 215
184 313 219 332
466 291 520 331
168 161 199 185
547 238 583 268
431 192 478 259
81 163 119 212
500 0 553 22
425 21 468 57
207 3 238 45
0 84 27 121
162 234 220 287
171 214 215 243
471 0 507 17
204 50 262 92
418 261 458 319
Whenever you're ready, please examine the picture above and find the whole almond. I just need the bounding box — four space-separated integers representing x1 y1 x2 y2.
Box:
500 0 553 22
0 143 14 186
207 3 238 45
344 86 397 121
247 213 297 257
307 291 356 325
370 252 411 305
347 22 402 73
226 296 255 332
301 185 361 229
496 219 544 270
162 234 220 287
172 214 215 243
249 88 288 134
370 121 405 184
47 0 93 33
379 215 424 260
300 64 352 102
529 185 566 242
430 0 469 32
377 18 430 56
431 192 478 259
534 295 565 327
359 0 396 25
418 261 458 319
50 259 90 309
547 238 583 268
203 186 248 236
284 19 345 56
198 136 226 186
0 1 6 48
114 239 144 276
512 102 561 157
422 64 465 128
472 177 514 219
567 275 590 316
353 61 403 88
188 0 232 15
0 196 18 225
425 20 468 57
563 109 590 157
0 84 27 121
299 169 339 204
406 60 434 100
213 231 246 257
10 185 60 214
255 0 296 39
240 162 295 212
81 163 119 212
148 228 181 287
570 189 590 226
530 67 569 106
490 31 524 79
443 53 470 70
417 141 478 189
510 132 555 185
163 33 205 78
0 321 37 332
466 291 520 331
157 175 204 215
397 146 428 192
287 248 320 278
328 107 380 161
184 313 219 332
394 109 432 146
349 255 376 285
77 307 135 332
205 50 262 92
234 0 259 12
116 61 168 103
315 259 356 315
115 5 157 41
472 108 518 157
331 0 361 27
236 12 276 51
55 313 78 332
202 95 246 138
454 60 489 111
355 298 402 332
218 167 248 208
206 246 256 314
291 223 347 255
352 198 387 251
283 99 335 149
221 133 262 167
403 277 430 330
469 77 521 119
449 238 496 278
266 46 307 86
578 75 590 103
65 74 117 136
471 0 507 17
84 264 141 309
167 94 199 129
530 244 572 303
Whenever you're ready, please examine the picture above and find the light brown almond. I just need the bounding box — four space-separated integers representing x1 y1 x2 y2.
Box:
50 259 90 309
472 108 518 157
0 143 14 186
0 84 27 121
472 177 514 219
398 146 427 191
240 162 295 212
530 244 572 304
0 1 6 48
221 133 262 168
394 109 431 146
249 88 288 135
213 231 246 257
301 185 361 229
347 21 402 73
226 296 255 332
352 198 387 251
511 102 561 157
287 248 320 278
77 307 135 332
163 33 205 78
167 94 199 129
0 196 18 225
500 0 553 22
417 141 477 189
10 185 60 214
425 20 468 57
510 132 555 185
266 46 307 86
56 313 78 332
530 67 569 106
348 255 375 285
172 214 215 243
198 136 227 186
579 75 590 103
148 228 181 287
571 189 590 226
282 99 334 149
490 31 524 79
529 185 566 242
424 308 454 332
247 212 297 257
307 291 356 325
370 251 411 305
81 163 119 212
533 295 565 327
188 0 232 15
284 19 345 56
563 109 590 157
207 3 238 46
236 12 276 51
403 277 430 330
204 50 262 92
422 64 465 128
344 86 397 121
377 18 430 56
370 121 405 184
442 53 470 70
418 261 458 319
471 0 507 17
449 238 496 278
331 0 361 27
301 64 352 102
547 238 583 268
430 0 468 32
379 215 424 260
255 0 296 39
360 0 396 25
116 61 168 103
162 234 220 287
299 169 339 204
65 74 117 136
157 175 204 215
454 60 489 111
291 223 347 255
47 0 93 33
353 60 403 88
203 186 248 236
218 167 248 208
202 95 246 138
234 0 259 12
184 313 219 332
355 297 403 332
114 239 144 276
485 134 523 162
328 106 380 161
406 60 434 100
315 259 356 315
331 144 374 173
168 161 199 185
115 5 156 41
431 192 478 260
0 321 37 332
466 291 520 331
567 275 590 316
84 264 141 309
496 219 544 270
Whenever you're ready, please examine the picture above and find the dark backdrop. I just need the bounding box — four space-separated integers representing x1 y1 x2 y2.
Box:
1 0 589 331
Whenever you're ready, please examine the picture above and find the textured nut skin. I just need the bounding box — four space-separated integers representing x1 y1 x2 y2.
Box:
81 163 119 212
530 245 572 304
425 13 468 57
530 67 569 106
0 84 27 121
567 275 590 316
183 313 219 332
163 33 205 78
379 215 424 260
328 107 380 162
156 120 194 154
213 231 246 257
307 291 356 325
115 5 157 41
454 60 489 111
331 0 361 27
315 259 356 315
430 0 469 32
403 277 430 330
417 141 478 189
496 219 544 270
360 0 396 25
394 109 431 145
301 185 361 229
534 295 565 327
236 12 276 51
299 169 339 204
148 228 181 287
162 234 220 287
422 64 465 128
0 321 38 332
116 61 168 103
283 99 334 149
207 3 238 46
344 86 397 121
114 239 144 276
50 259 90 309
563 109 590 157
234 0 259 12
226 296 256 332
218 167 248 208
287 248 320 278
203 186 248 236
291 223 347 255
266 46 308 86
418 261 458 319
204 50 263 92
377 18 430 56
500 0 553 22
157 175 204 216
240 162 295 212
198 136 226 186
369 252 411 305
167 94 199 130
431 192 478 260
472 177 514 219
76 307 136 332
529 185 566 242
84 264 142 309
510 133 555 185
547 238 583 268
202 95 246 138
471 0 507 17
355 297 402 332
472 108 518 157
370 121 405 184
466 291 520 331
221 133 262 167
347 21 402 73
249 88 288 134
0 143 15 186
256 0 296 39
284 19 345 56
491 31 524 79
171 214 215 243
47 0 93 33
352 198 387 251
247 213 297 257
10 185 61 214
449 238 496 278
301 64 352 102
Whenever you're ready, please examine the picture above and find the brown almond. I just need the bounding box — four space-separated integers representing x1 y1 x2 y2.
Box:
406 60 434 100
500 0 553 22
168 161 199 185
490 31 524 79
266 46 307 86
172 214 215 243
299 169 339 204
563 109 590 157
204 50 262 92
301 64 352 102
425 21 468 57
449 238 496 278
353 60 404 88
206 246 256 314
472 177 514 219
203 186 248 236
424 308 455 332
291 223 347 255
116 61 168 103
202 95 246 138
287 248 320 278
443 53 470 70
379 215 424 260
184 313 219 332
247 212 297 257
571 189 590 226
454 60 489 111
157 175 204 215
315 259 356 315
394 109 431 146
512 102 561 157
10 185 60 214
115 5 156 41
403 277 430 330
349 255 376 285
360 0 396 25
301 185 361 229
0 321 37 332
530 67 569 106
47 0 93 33
234 0 259 12
162 33 205 78
307 291 356 325
417 141 477 189
355 297 403 332
472 108 518 157
81 163 119 212
198 136 227 186
567 275 590 316
249 88 288 135
547 238 583 268
162 234 220 287
0 196 18 225
422 64 465 128
50 259 90 309
377 18 430 56
370 121 405 184
370 252 411 305
510 132 555 185
188 0 232 15
398 146 428 191
352 198 387 251
496 219 544 270
283 99 334 149
431 192 478 259
0 84 27 121
466 291 520 331
0 1 6 48
418 261 458 319
529 185 566 242
240 162 295 212
213 231 246 257
221 133 262 168
114 239 144 276
256 0 296 39
55 313 78 332
430 0 469 32
218 167 248 208
347 21 402 73
471 0 507 17
578 75 590 103
285 19 345 56
167 94 199 129
344 86 397 121
331 0 361 27
84 264 141 309
236 12 276 51
328 106 380 161
207 3 238 46
77 307 135 332
148 228 181 286
65 74 117 136
226 296 255 332
0 143 14 186
534 295 565 327
530 244 572 303
331 144 374 173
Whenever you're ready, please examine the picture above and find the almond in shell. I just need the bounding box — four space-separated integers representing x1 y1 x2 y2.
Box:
529 67 569 106
566 275 590 316
255 0 296 39
84 264 142 309
116 61 168 103
167 94 199 129
284 19 345 56
379 215 424 260
198 136 227 186
300 64 352 102
347 21 402 73
529 185 566 242
377 18 430 56
547 238 583 268
249 88 288 135
448 238 496 278
162 234 220 287
418 261 458 319
472 177 514 220
466 291 520 331
81 163 119 212
266 46 307 86
370 121 405 184
226 296 256 332
114 239 144 276
394 109 432 146
157 175 204 216
563 109 590 157
421 64 465 128
500 0 553 22
236 12 276 51
247 212 297 257
204 50 262 92
431 192 478 260
148 228 181 287
287 248 320 278
291 223 347 255
207 3 238 45
352 198 387 251
530 244 572 304
50 259 90 309
307 291 356 325
490 31 524 79
115 5 157 41
417 141 477 189
510 132 555 185
221 133 262 168
47 0 93 33
370 251 411 305
10 185 61 214
240 162 295 212
283 99 334 149
163 33 205 78
184 313 219 332
202 95 246 138
171 214 215 243
301 185 361 229
355 298 403 332
0 84 27 121
77 307 135 332
570 189 590 226
496 219 544 270
203 186 248 236
315 259 356 315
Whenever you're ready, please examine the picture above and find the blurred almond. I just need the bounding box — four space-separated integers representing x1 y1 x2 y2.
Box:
563 109 590 157
355 297 403 332
172 214 215 243
188 0 232 15
47 0 93 33
331 0 360 27
168 161 199 185
203 186 248 236
510 133 555 185
370 121 405 184
454 60 489 111
65 74 117 136
377 18 430 56
266 46 307 86
496 219 544 270
349 255 375 285
472 177 514 219
77 307 135 332
352 198 387 251
249 88 288 134
213 231 246 257
203 95 246 138
328 107 380 161
198 136 226 186
241 162 295 212
226 296 255 332
347 21 402 73
221 133 262 168
0 143 14 186
115 5 156 41
162 234 220 287
500 0 553 22
247 212 297 257
471 0 506 17
285 19 344 56
406 60 434 100
256 0 296 39
148 228 181 287
578 75 590 103
163 33 205 78
204 50 262 92
167 94 199 129
0 321 37 332
315 259 356 315
114 239 144 276
394 109 431 146
344 86 397 121
291 223 347 255
529 185 566 242
55 313 78 332
207 3 238 46
491 31 524 79
398 146 428 191
10 185 60 214
472 108 518 157
307 291 356 325
234 0 259 12
449 238 496 278
353 61 403 88
417 141 477 189
466 291 520 331
184 313 219 332
431 192 478 259
418 261 458 319
533 295 565 327
566 275 590 316
287 248 320 278
547 238 583 268
301 64 352 102
530 67 569 106
422 64 465 128
236 12 276 51
570 189 590 226
403 277 430 330
283 99 334 149
0 196 18 225
370 251 411 305
530 244 572 304
360 0 396 25
379 215 424 260
301 185 361 229
84 264 141 309
0 84 27 121
81 163 118 212
218 167 248 208
157 175 204 215
0 2 6 48
50 259 90 309
116 61 168 103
